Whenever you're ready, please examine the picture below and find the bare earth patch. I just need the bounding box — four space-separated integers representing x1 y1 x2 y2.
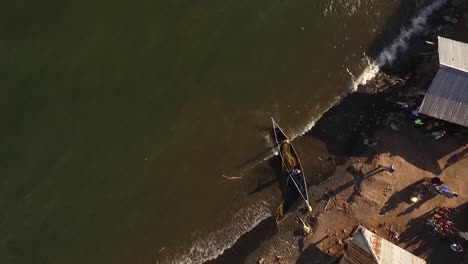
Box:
258 127 468 264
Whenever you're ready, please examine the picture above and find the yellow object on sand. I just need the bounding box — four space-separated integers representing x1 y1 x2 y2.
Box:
410 197 419 203
299 218 311 234
308 205 313 212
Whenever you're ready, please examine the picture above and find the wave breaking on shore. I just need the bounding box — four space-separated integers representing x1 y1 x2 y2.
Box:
350 0 448 91
294 0 448 138
168 1 448 263
168 201 271 264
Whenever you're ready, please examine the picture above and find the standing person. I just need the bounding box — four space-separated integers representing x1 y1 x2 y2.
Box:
388 164 395 173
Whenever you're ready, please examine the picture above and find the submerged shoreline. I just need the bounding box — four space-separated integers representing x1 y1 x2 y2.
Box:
206 1 468 263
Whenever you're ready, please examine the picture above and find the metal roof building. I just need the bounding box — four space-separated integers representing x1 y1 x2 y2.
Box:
339 226 426 264
419 37 468 127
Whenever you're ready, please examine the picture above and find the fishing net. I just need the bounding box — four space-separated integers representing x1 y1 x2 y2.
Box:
281 143 297 169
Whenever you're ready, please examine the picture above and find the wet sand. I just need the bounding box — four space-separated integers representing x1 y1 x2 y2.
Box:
208 3 468 263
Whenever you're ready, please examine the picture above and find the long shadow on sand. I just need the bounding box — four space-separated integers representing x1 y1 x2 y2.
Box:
324 165 388 203
397 190 438 217
303 0 464 176
295 244 339 264
444 148 468 170
307 90 461 176
380 178 426 215
398 202 468 263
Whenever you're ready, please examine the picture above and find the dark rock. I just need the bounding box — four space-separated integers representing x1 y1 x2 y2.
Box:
451 0 465 8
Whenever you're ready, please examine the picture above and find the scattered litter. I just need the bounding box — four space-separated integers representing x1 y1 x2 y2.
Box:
450 243 463 252
390 122 399 131
299 218 312 235
324 196 333 211
396 101 409 108
222 174 242 180
458 231 468 241
442 15 452 22
430 130 446 140
389 226 400 241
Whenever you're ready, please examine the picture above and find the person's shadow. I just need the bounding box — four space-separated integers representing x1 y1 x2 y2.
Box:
329 165 387 203
397 189 437 216
380 178 425 215
444 148 468 170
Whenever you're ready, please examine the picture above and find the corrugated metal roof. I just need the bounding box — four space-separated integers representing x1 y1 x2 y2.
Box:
342 226 426 264
352 232 372 254
419 37 468 127
419 66 468 127
360 227 426 264
438 37 468 72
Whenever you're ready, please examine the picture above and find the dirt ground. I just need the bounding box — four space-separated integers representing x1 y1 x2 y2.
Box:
309 128 467 262
212 3 468 264
252 5 468 262
256 127 468 264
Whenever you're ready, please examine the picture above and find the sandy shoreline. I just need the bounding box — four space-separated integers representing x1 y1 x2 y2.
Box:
208 2 468 263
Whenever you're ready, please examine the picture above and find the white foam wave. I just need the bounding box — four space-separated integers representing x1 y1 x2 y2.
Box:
376 0 447 66
349 58 380 91
169 2 449 262
169 201 271 264
262 130 274 148
250 0 447 169
348 0 447 91
297 120 316 137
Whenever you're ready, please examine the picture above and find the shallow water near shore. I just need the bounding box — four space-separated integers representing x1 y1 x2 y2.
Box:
0 0 446 263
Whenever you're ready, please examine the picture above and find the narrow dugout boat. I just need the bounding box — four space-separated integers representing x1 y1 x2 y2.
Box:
271 117 311 211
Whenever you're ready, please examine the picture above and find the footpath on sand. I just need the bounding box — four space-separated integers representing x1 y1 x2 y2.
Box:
255 126 467 264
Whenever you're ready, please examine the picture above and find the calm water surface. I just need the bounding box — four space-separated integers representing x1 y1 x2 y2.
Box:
0 0 423 263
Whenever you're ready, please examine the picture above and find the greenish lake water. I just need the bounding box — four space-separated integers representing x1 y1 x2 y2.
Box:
0 0 436 262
